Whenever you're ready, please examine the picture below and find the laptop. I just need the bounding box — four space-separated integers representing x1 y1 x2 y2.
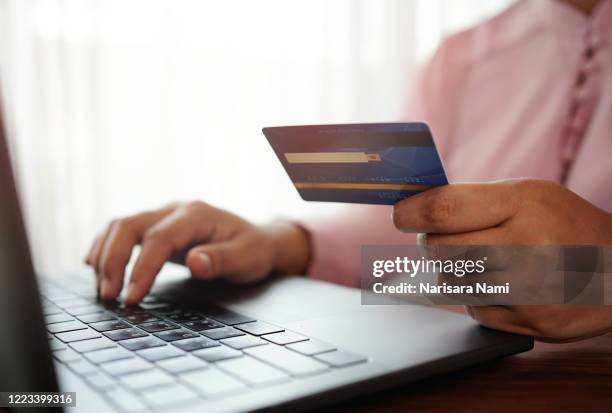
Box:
0 103 533 413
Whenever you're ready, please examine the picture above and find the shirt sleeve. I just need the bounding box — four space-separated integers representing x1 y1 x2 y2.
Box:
299 36 466 287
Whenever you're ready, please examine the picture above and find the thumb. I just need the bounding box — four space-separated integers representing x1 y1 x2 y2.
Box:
185 241 241 279
393 180 520 234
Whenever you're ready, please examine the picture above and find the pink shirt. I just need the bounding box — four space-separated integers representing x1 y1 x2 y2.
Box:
304 0 612 287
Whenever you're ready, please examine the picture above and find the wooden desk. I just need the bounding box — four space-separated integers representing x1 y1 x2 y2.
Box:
331 332 612 412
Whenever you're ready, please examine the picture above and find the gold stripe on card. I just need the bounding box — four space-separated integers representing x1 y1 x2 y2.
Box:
285 152 381 163
294 182 431 191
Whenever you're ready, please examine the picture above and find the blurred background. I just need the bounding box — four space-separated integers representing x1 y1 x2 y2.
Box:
0 0 512 274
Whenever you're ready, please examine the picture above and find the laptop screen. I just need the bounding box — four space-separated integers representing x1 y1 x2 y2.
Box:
0 101 60 400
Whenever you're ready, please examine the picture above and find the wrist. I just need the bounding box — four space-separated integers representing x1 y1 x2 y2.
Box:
261 221 311 275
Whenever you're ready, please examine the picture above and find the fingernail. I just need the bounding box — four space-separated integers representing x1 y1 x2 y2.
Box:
100 280 109 299
126 283 136 303
197 252 211 275
127 282 137 298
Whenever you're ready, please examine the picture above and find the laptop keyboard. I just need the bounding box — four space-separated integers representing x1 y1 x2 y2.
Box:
39 278 368 412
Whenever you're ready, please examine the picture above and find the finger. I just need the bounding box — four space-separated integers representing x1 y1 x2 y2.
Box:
125 211 202 304
85 233 103 291
86 227 113 291
85 232 104 266
98 220 141 300
423 229 523 272
393 181 521 234
423 227 511 246
467 306 535 336
88 227 111 272
185 240 251 282
99 211 167 300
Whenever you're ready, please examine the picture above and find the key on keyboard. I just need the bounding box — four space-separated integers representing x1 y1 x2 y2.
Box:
141 383 199 408
70 337 116 353
53 348 82 363
152 306 179 315
154 329 199 342
192 346 242 363
220 335 268 350
120 369 175 391
100 357 153 377
217 355 290 386
68 359 98 376
45 313 74 324
49 337 67 351
139 320 179 333
47 320 86 334
234 321 283 336
173 337 219 352
84 347 132 364
108 305 146 317
262 331 308 345
137 345 185 362
156 355 208 374
90 320 131 332
56 329 101 343
44 291 78 302
181 367 246 397
104 328 148 341
245 345 329 377
55 298 91 308
166 312 202 323
315 350 367 367
138 302 170 310
85 372 117 391
66 305 104 316
182 319 224 331
207 310 256 326
42 305 62 316
200 327 245 340
286 340 336 356
78 312 116 324
105 388 147 413
123 313 160 324
119 336 166 351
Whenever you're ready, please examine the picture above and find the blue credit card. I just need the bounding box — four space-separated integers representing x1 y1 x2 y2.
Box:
263 122 448 205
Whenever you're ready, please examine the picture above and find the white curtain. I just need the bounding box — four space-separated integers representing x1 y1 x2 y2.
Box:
0 0 513 274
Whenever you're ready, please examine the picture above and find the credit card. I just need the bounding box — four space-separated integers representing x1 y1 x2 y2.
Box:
263 122 448 205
